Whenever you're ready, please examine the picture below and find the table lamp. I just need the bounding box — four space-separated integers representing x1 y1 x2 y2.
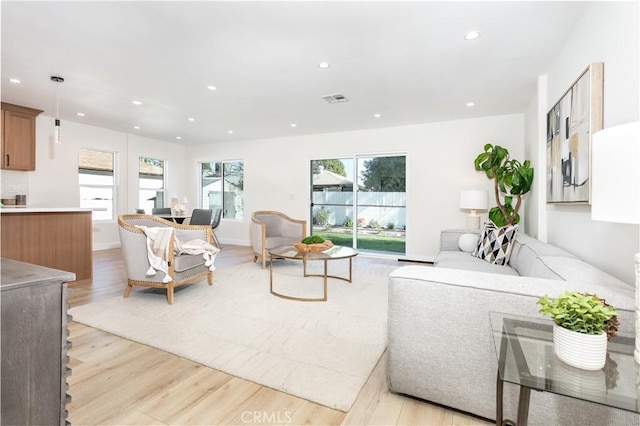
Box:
460 189 489 230
591 121 640 363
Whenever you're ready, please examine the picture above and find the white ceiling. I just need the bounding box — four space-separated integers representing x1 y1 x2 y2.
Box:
1 1 588 145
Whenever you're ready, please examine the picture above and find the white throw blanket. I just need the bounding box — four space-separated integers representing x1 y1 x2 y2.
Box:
137 226 220 283
138 226 175 283
175 238 220 271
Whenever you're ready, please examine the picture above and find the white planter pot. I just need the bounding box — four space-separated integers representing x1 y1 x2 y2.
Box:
553 323 607 370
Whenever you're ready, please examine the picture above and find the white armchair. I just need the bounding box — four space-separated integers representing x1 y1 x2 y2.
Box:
250 211 307 269
118 214 216 304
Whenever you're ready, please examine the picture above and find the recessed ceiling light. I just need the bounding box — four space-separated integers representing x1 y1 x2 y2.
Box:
133 126 140 130
290 123 297 127
373 113 381 118
132 100 143 105
466 102 475 107
8 78 21 84
176 136 182 140
464 31 481 40
207 85 217 91
76 112 85 117
227 130 233 134
188 117 195 122
318 62 330 69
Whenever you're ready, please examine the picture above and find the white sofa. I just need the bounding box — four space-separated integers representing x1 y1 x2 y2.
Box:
387 229 637 425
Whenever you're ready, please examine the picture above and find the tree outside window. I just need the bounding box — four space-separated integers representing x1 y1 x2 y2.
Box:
200 161 244 219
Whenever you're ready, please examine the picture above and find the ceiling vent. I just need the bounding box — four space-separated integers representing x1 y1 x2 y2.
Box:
321 93 349 104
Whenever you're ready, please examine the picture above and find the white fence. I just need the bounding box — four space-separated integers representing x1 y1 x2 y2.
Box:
312 191 406 229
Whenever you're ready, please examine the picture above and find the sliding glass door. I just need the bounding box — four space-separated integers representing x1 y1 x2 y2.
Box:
310 155 406 255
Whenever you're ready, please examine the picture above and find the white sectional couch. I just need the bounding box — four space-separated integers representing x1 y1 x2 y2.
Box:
387 229 637 425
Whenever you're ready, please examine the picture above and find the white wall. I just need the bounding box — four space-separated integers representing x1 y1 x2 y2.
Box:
186 114 524 261
534 1 639 284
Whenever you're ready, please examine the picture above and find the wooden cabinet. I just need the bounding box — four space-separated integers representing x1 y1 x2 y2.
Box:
1 258 74 426
0 210 93 281
1 102 43 171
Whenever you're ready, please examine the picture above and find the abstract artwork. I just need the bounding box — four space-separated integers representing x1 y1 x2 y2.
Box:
546 63 603 203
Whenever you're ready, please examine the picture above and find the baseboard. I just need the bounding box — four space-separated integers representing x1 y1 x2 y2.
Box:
93 242 121 251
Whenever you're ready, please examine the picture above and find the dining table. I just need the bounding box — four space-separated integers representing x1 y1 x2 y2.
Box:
155 214 191 224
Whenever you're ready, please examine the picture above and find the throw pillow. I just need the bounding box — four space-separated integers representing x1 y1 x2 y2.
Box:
472 220 519 266
458 233 479 253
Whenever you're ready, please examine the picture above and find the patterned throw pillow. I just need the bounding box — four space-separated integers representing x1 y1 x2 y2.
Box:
472 220 519 266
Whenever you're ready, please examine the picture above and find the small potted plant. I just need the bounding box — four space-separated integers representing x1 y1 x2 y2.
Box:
537 291 618 370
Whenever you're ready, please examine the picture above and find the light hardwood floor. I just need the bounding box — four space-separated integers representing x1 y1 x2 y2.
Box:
67 246 492 426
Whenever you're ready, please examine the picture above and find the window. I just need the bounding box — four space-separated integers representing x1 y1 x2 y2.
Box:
200 161 244 219
138 157 165 213
78 148 116 221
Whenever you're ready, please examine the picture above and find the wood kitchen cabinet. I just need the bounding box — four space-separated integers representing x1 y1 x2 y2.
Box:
1 102 43 171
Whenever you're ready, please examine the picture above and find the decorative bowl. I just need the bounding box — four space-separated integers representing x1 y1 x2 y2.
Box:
294 240 333 253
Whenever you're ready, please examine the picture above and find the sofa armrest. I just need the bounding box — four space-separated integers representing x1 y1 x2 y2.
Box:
440 229 480 252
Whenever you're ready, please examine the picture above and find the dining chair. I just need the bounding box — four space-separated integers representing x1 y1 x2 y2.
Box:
151 207 172 215
211 208 222 247
190 208 213 226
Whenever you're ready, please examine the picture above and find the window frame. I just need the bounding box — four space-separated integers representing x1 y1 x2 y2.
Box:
198 160 244 221
78 148 117 222
138 156 167 213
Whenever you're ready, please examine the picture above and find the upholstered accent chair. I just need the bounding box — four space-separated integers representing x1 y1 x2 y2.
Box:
250 211 307 269
117 214 214 304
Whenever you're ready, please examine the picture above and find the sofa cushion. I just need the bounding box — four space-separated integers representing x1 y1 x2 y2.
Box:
472 221 518 266
509 234 577 275
535 256 632 289
458 233 479 252
174 253 206 273
435 251 520 276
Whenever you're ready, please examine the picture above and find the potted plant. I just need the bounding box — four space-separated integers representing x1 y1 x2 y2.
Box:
537 291 618 370
474 144 534 227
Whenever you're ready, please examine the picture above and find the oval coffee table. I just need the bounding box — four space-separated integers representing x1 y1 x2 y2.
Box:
268 245 359 302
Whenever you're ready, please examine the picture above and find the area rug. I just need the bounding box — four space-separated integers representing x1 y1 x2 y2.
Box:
69 258 396 412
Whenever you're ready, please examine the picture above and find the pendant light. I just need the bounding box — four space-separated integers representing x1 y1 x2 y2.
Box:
51 75 64 144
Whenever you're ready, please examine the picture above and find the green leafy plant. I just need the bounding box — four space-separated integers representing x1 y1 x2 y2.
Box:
312 207 330 226
367 219 380 229
301 235 325 244
343 217 353 228
474 144 534 227
537 291 619 339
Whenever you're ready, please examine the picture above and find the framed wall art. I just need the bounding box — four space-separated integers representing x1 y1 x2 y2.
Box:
546 62 603 204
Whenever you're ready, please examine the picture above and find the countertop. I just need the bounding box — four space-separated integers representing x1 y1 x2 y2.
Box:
0 258 75 291
0 207 95 213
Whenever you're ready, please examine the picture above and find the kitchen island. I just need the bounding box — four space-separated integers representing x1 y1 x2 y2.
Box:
0 207 93 280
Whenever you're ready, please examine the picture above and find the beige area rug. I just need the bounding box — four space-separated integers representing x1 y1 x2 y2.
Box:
70 257 397 412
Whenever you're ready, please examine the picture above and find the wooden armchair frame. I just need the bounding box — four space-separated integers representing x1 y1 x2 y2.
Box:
250 210 307 269
118 214 214 304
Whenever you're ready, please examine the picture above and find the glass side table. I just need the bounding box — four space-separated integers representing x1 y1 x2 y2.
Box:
489 312 639 426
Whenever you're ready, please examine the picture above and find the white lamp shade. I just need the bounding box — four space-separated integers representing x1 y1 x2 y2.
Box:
591 122 640 225
460 189 489 211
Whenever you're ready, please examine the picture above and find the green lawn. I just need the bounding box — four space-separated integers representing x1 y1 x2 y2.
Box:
314 232 405 254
